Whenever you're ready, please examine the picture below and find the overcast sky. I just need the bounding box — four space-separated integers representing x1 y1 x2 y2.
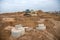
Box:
0 0 60 13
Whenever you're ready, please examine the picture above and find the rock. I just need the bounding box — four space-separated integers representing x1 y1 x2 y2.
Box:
36 24 46 30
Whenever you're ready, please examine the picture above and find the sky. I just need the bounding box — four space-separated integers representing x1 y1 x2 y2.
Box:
0 0 60 13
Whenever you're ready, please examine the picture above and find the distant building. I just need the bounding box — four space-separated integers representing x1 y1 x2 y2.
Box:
31 13 37 16
24 9 31 16
25 9 31 13
30 10 38 16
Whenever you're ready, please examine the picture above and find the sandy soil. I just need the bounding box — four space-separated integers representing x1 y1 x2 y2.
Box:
0 11 60 40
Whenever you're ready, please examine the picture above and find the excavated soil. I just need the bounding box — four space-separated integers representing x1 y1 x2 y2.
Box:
0 12 60 40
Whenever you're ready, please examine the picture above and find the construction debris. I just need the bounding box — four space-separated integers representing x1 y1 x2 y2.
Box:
11 24 25 38
36 24 46 30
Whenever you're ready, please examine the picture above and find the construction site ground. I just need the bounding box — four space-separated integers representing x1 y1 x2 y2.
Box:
0 12 60 40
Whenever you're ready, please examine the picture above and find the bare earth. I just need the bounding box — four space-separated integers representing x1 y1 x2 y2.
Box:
0 11 60 40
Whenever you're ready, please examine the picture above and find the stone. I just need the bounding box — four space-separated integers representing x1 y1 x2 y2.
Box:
11 25 25 38
36 24 46 30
